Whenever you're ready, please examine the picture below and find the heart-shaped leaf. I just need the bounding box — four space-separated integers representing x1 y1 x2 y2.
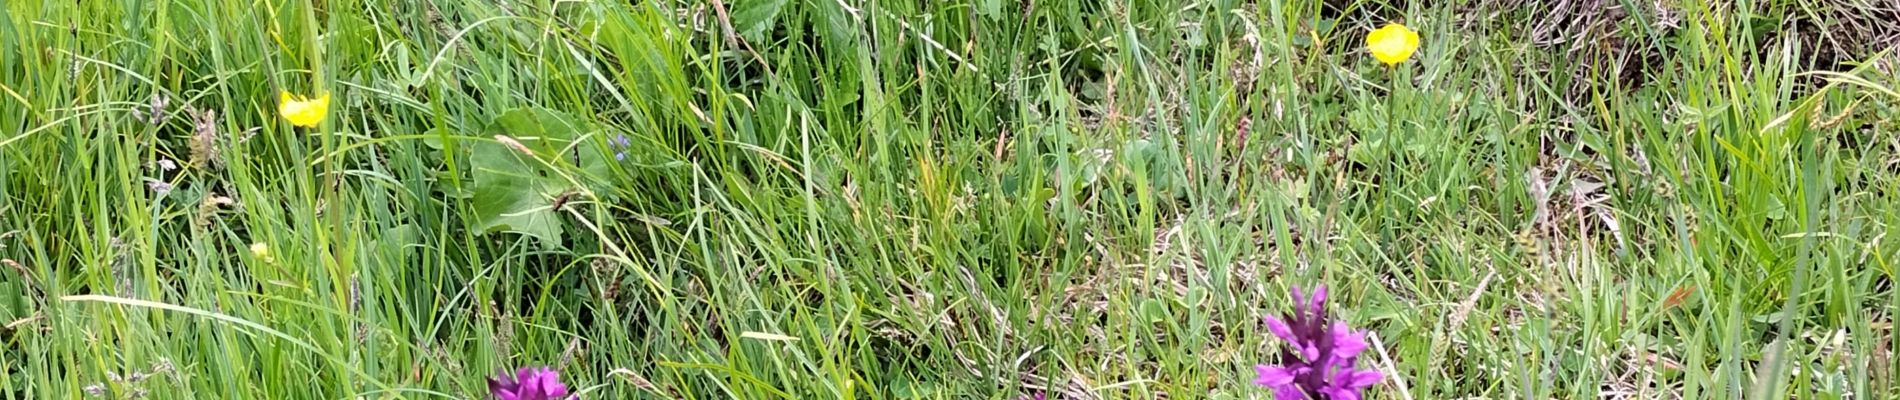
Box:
731 0 790 43
467 107 602 247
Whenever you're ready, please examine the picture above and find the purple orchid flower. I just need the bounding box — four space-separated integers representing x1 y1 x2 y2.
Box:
488 367 571 400
1254 285 1383 399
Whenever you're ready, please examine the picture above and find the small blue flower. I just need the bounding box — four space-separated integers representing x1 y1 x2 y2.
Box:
609 134 632 161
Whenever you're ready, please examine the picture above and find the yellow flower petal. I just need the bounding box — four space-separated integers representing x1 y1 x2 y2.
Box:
1366 23 1420 66
279 91 330 128
250 242 273 263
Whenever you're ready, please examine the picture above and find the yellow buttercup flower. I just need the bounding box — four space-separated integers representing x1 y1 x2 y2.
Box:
1365 23 1420 66
278 91 330 128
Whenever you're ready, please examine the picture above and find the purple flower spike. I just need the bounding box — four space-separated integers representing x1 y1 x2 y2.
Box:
1253 285 1383 399
488 367 571 400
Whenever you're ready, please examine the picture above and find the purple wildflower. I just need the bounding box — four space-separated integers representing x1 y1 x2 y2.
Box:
609 134 632 161
1254 285 1382 399
487 367 571 400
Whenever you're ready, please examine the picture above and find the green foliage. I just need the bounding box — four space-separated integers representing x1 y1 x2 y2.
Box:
1 0 1897 399
468 107 603 247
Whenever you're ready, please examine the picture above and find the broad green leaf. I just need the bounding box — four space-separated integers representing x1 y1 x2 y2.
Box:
490 108 582 149
467 107 602 247
976 0 1000 19
488 107 612 179
422 127 453 150
470 138 565 246
1140 298 1168 323
377 224 419 252
731 0 790 43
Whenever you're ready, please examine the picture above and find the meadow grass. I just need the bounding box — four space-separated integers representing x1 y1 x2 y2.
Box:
2 0 1898 399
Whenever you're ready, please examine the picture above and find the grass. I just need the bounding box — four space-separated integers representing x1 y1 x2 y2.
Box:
2 0 1898 398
